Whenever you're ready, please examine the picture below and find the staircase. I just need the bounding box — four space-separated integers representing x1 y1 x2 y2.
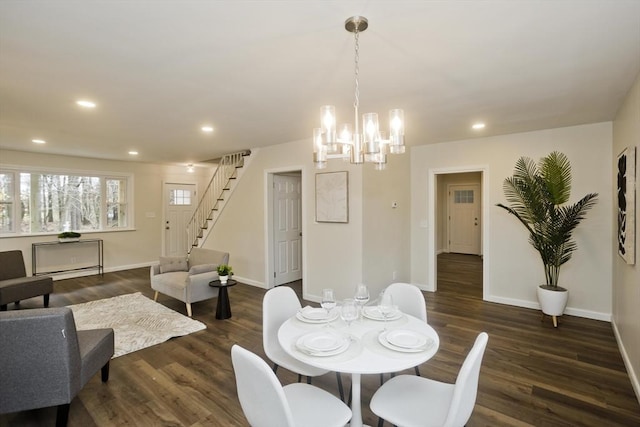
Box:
187 150 251 252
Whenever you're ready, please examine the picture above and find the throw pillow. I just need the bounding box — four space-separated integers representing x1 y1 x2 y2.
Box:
188 263 217 276
159 256 188 274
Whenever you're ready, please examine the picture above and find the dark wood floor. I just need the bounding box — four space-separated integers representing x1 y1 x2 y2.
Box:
2 253 639 426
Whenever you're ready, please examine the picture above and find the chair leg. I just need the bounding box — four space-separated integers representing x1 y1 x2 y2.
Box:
56 403 70 427
414 365 421 376
0 304 6 311
377 416 384 427
186 303 192 317
380 373 384 385
101 361 110 382
154 291 159 301
336 372 344 401
272 364 279 374
306 376 311 384
44 293 50 308
297 374 302 383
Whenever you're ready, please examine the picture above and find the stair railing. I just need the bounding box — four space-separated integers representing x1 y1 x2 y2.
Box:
187 151 248 250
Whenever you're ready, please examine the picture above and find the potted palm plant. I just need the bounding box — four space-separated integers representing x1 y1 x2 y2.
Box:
496 151 598 327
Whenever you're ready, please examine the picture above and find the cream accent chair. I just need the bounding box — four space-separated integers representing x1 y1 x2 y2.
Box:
150 248 229 317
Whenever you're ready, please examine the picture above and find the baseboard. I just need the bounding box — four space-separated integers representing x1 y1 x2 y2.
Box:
485 295 612 321
233 275 266 289
612 320 640 405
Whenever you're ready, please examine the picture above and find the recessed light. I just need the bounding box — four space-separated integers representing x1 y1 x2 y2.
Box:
76 100 96 108
32 139 46 144
187 164 195 173
128 151 138 155
472 122 485 130
201 126 214 133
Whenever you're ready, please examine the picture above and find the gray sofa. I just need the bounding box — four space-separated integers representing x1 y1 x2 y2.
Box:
0 250 53 311
150 248 229 317
0 307 114 426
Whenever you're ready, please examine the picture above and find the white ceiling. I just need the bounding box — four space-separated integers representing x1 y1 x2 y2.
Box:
1 1 639 166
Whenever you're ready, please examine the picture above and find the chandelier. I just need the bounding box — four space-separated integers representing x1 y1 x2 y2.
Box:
313 16 405 171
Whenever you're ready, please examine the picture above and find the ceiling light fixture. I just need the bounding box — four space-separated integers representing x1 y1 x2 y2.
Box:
187 164 195 173
76 100 96 108
128 151 138 155
313 16 405 171
32 139 46 144
472 122 485 130
201 126 214 133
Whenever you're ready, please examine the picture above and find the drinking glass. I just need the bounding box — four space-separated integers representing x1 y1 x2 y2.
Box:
340 299 359 332
377 291 395 331
354 284 370 320
321 288 337 324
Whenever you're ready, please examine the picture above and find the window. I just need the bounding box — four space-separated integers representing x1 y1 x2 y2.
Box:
106 178 127 228
169 189 192 206
454 190 474 204
0 172 14 233
0 168 133 235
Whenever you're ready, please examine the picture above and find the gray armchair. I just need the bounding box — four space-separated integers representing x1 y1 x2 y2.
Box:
150 248 229 317
0 307 114 427
0 250 53 311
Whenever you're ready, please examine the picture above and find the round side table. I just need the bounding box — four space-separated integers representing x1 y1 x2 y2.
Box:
208 279 237 319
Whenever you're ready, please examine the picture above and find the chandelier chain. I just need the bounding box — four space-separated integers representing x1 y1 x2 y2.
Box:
354 30 360 111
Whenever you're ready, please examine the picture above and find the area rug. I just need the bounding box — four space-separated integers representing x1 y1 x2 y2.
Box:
68 292 206 358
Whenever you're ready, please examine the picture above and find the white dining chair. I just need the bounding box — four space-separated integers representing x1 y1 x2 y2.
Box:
262 286 344 399
231 345 352 427
386 282 427 376
386 282 427 322
370 332 489 427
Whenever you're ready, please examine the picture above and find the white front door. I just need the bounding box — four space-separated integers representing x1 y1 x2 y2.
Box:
164 183 196 256
273 174 302 285
448 184 481 255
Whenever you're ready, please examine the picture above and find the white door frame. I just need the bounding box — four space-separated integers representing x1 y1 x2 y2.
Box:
264 166 307 290
427 166 489 296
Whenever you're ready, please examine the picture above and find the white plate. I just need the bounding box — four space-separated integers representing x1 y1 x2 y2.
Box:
301 331 345 352
296 308 339 323
385 329 428 349
296 332 349 356
378 330 433 353
363 306 402 321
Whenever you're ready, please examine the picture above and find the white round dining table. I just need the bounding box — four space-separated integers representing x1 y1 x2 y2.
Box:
277 308 440 427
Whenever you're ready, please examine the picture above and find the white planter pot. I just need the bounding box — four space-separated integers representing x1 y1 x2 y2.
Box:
537 285 568 328
220 275 228 285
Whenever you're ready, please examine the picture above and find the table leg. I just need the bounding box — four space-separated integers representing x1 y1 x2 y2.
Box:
350 373 363 427
215 286 231 319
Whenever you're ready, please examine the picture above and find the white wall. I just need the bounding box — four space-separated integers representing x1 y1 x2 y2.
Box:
0 150 214 276
612 72 640 402
204 139 365 302
411 122 613 320
362 153 411 297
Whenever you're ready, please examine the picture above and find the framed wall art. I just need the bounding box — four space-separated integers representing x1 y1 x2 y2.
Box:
617 146 636 265
315 171 348 223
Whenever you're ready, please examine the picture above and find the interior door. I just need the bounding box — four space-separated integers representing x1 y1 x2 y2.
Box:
273 174 302 285
448 184 481 255
164 183 196 256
